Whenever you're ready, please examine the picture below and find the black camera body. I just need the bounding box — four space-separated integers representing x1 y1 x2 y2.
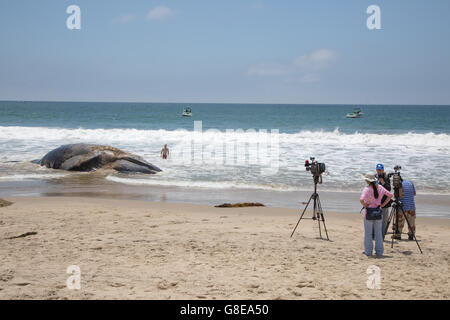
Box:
388 165 403 189
305 157 326 177
387 165 404 198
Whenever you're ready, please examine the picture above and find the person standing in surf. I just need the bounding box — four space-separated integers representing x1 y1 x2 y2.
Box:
160 144 169 160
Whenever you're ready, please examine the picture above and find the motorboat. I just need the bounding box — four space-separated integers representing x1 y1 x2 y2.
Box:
346 108 363 118
182 107 192 117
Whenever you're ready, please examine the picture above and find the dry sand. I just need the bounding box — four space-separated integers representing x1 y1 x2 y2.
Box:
0 196 449 300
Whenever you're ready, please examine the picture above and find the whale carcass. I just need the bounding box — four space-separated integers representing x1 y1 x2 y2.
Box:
36 144 161 174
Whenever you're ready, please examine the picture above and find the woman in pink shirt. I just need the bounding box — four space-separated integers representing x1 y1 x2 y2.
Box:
360 173 393 256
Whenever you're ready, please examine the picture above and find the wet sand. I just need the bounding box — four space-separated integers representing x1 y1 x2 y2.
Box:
0 196 449 300
1 175 450 218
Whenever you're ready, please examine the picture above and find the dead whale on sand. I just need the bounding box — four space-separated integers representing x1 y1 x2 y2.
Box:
34 144 162 174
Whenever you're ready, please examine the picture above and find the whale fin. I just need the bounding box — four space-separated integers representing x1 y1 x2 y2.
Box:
119 156 162 172
61 153 103 171
111 159 158 174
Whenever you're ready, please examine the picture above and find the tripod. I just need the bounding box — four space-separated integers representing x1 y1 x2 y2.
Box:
384 196 423 254
290 175 329 240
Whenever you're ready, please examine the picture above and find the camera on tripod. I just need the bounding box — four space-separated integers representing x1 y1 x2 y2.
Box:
305 157 326 177
383 165 423 253
388 165 403 190
291 156 329 240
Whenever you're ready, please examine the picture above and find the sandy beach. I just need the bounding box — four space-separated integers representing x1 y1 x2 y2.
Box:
0 196 449 300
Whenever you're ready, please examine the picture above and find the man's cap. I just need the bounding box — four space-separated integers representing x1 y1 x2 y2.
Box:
376 163 384 170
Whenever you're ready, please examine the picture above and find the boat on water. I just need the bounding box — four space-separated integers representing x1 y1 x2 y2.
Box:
182 107 192 117
346 108 363 118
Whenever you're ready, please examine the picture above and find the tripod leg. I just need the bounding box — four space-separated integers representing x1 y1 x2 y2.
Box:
391 206 395 248
399 206 423 254
316 195 329 240
395 205 401 237
391 205 400 249
384 207 394 238
313 194 323 239
290 193 314 238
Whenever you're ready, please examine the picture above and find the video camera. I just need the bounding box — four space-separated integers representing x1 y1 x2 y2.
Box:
305 157 326 177
387 165 403 189
387 165 404 199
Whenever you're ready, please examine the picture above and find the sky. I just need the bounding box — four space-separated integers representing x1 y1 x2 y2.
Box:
0 0 449 105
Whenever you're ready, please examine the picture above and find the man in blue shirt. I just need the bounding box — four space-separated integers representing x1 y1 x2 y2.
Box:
397 180 417 240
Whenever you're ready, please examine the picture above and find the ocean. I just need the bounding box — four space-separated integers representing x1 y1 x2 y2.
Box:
1 101 449 217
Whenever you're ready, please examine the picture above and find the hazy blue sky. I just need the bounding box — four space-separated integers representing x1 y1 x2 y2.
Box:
0 0 449 104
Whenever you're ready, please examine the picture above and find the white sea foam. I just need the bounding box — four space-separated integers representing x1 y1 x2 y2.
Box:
1 126 449 194
105 175 299 191
106 175 449 194
0 173 69 181
0 126 449 148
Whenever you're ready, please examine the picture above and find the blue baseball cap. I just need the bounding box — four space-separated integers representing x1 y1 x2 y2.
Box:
376 163 384 170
